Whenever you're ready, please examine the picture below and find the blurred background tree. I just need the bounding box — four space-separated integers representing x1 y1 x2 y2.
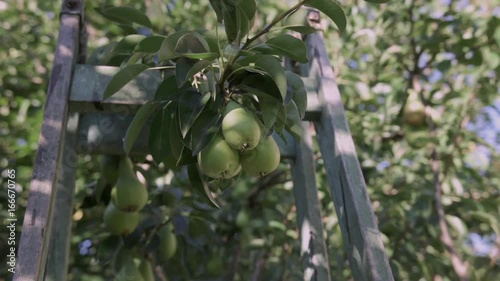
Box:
0 0 498 280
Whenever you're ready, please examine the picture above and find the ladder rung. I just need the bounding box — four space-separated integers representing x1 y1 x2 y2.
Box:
68 64 322 121
75 112 298 158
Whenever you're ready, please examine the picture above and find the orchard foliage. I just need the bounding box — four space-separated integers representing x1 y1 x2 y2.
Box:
1 0 499 281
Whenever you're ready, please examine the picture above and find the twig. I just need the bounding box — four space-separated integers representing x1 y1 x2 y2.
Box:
431 145 470 281
248 170 287 208
226 244 242 281
251 252 267 281
241 0 311 50
155 264 168 281
218 0 311 94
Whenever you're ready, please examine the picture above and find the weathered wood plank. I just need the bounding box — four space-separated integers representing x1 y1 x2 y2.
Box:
75 113 297 158
13 1 82 280
68 64 162 113
305 32 394 281
44 113 79 281
291 122 331 281
68 64 322 120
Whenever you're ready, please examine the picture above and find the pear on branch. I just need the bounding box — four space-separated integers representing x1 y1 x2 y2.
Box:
111 157 149 212
403 90 426 126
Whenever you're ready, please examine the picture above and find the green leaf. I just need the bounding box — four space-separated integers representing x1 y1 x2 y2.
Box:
364 0 391 3
175 58 211 87
103 64 149 100
187 164 220 209
107 54 130 67
279 25 317 34
178 91 211 137
190 110 222 155
306 0 347 33
183 52 219 60
112 35 146 55
240 74 283 102
87 42 117 66
465 211 499 235
123 101 159 154
148 103 178 168
159 32 218 60
121 52 144 67
134 35 166 53
176 147 198 166
284 7 309 27
158 31 190 61
258 95 280 133
266 34 308 63
100 6 153 28
285 71 308 119
274 104 286 134
200 28 227 55
235 5 251 42
175 32 210 54
223 8 238 43
221 0 253 44
285 100 303 140
169 114 185 161
209 0 224 23
155 75 189 101
237 0 256 21
255 56 287 100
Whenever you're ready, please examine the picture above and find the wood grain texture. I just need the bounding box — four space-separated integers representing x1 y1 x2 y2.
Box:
13 11 81 281
291 122 331 281
69 64 161 113
304 32 394 281
44 114 79 281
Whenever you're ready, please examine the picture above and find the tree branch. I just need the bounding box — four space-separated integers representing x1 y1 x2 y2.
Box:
251 252 267 281
431 145 470 281
429 88 470 279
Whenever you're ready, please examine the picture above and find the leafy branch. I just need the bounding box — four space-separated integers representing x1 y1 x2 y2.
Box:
218 0 311 96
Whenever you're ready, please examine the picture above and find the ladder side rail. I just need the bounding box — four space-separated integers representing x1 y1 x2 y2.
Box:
44 113 80 281
13 0 83 280
303 31 395 281
291 122 332 281
45 5 86 279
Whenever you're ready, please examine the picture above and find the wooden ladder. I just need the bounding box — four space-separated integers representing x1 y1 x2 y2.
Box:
13 1 394 280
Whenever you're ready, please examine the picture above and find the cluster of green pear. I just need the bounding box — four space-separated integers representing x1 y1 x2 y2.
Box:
198 101 281 179
98 156 178 280
102 157 148 236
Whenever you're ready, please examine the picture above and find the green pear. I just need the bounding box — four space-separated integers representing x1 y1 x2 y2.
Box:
138 258 155 281
206 256 224 276
112 246 135 274
103 203 141 236
222 101 262 151
197 134 240 179
240 137 281 177
111 158 148 212
158 223 177 261
236 209 250 228
403 91 426 126
113 258 145 281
